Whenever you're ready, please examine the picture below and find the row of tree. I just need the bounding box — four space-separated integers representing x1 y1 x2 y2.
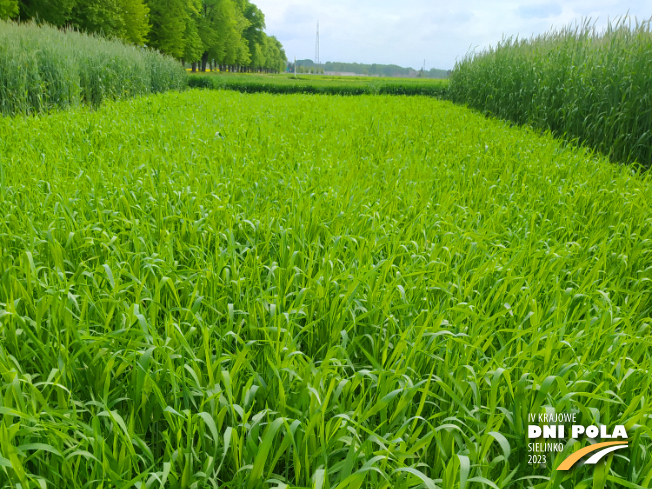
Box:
1 0 287 73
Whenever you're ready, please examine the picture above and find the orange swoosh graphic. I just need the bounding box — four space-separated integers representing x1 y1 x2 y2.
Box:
557 441 628 470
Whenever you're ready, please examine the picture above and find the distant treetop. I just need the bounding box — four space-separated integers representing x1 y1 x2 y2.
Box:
289 59 449 78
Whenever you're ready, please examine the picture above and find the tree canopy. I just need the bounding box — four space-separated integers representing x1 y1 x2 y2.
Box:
0 0 19 20
4 0 287 72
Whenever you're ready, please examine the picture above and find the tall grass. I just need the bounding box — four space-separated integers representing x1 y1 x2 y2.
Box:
449 18 652 168
0 20 186 115
0 89 651 487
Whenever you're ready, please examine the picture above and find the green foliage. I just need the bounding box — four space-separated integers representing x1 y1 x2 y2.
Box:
243 2 266 70
208 0 237 63
0 0 18 19
18 0 77 26
16 0 285 70
449 17 652 167
147 0 189 58
120 0 150 45
20 0 149 44
0 20 186 115
183 13 204 63
0 88 651 487
231 2 251 66
263 35 285 72
243 0 264 44
70 0 125 39
187 72 450 97
214 0 249 66
248 39 265 69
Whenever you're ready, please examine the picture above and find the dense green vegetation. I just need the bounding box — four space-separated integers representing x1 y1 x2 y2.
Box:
0 20 185 115
1 89 651 488
185 36 287 74
291 59 449 79
2 0 287 73
188 72 450 97
10 0 150 42
449 19 652 168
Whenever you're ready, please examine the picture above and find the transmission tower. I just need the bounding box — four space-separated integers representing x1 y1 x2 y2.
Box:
315 21 320 71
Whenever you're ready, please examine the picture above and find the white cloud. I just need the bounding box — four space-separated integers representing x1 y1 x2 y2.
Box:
253 0 652 69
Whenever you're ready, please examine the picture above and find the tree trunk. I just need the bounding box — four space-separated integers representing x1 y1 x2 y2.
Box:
201 52 209 72
191 62 197 72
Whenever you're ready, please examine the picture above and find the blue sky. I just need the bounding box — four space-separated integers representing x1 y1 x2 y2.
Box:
253 1 651 70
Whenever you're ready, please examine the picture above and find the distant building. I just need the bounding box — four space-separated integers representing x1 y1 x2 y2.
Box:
324 71 380 77
389 69 420 78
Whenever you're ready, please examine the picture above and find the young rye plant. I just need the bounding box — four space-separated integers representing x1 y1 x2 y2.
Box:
0 20 186 115
449 17 652 168
0 90 651 487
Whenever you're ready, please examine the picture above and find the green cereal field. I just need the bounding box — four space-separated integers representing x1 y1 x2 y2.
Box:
1 89 651 488
187 73 449 97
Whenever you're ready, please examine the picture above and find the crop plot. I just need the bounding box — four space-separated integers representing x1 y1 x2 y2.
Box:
0 90 651 488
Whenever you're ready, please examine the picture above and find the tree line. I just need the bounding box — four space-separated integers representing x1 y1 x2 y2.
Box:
0 0 287 73
290 59 449 78
324 61 449 78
